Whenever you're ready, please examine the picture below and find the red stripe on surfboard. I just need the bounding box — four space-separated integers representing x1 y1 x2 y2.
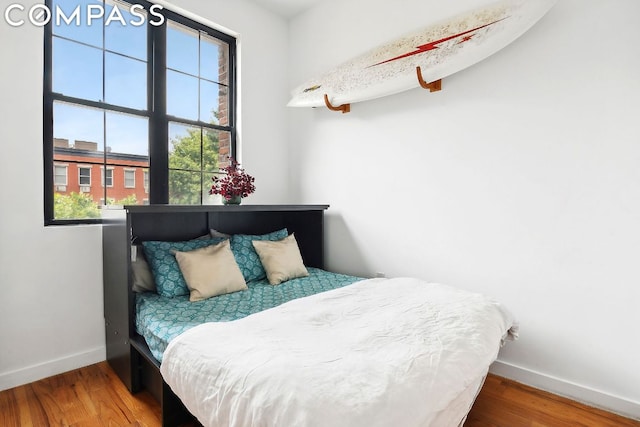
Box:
370 17 509 67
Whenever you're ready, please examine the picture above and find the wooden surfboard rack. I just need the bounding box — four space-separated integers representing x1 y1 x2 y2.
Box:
416 67 442 92
324 94 351 114
323 68 441 113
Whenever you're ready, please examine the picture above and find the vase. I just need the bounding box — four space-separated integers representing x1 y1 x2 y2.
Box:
223 195 242 205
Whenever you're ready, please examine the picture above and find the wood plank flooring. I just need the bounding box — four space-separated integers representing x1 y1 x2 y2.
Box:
466 375 640 427
1 361 638 426
0 362 162 426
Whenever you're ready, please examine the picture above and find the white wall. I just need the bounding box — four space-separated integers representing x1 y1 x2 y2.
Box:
0 0 290 390
288 0 640 419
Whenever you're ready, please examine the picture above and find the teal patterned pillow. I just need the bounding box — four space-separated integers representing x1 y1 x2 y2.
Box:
230 229 288 282
142 238 225 297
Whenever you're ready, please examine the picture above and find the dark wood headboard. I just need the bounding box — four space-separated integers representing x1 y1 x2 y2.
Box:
102 204 329 424
127 205 327 268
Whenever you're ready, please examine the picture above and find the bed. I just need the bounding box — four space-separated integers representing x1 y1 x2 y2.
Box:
135 267 363 363
102 204 517 427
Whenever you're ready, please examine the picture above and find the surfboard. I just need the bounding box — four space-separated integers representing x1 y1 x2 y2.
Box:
287 0 557 111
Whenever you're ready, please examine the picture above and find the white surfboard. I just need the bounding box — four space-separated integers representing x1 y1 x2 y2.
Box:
287 0 556 110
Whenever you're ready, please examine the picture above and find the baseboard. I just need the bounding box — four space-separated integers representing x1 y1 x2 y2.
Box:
490 359 640 421
0 346 106 392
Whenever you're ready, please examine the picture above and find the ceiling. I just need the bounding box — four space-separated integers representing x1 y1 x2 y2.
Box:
249 0 324 18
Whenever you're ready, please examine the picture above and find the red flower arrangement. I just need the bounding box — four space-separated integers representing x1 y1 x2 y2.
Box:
209 158 256 203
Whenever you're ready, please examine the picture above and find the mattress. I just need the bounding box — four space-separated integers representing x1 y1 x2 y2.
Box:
135 267 363 361
161 277 517 427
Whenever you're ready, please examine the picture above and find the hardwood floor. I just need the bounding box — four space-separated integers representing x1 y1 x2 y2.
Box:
0 362 162 427
1 362 638 427
466 375 640 427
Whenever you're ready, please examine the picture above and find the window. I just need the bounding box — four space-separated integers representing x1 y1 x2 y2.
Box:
143 169 149 193
78 166 91 186
54 164 67 186
165 20 232 205
43 0 236 224
102 167 114 187
124 169 136 188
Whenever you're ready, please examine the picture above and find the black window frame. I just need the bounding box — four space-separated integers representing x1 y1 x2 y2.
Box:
43 0 237 225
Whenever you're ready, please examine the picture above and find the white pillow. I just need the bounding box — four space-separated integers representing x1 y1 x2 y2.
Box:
209 228 231 239
252 233 309 285
131 245 156 293
173 240 247 302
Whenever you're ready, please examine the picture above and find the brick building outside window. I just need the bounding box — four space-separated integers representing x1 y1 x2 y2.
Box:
53 138 149 207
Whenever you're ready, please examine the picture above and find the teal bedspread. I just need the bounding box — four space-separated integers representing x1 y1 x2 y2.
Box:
135 268 363 362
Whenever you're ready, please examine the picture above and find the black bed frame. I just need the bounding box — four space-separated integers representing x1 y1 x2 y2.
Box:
102 204 329 426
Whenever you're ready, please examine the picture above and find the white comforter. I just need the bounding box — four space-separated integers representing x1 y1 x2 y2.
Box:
161 277 517 427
